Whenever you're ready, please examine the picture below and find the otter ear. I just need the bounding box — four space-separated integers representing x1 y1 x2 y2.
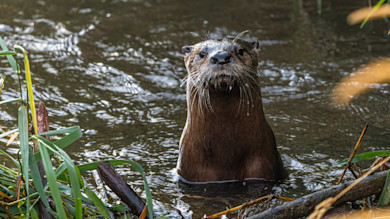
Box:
182 46 193 55
251 42 260 52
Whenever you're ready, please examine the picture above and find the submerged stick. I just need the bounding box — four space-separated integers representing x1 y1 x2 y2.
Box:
337 123 368 184
97 161 147 217
247 169 390 219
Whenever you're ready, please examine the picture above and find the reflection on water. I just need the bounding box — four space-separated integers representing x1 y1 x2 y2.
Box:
1 0 390 217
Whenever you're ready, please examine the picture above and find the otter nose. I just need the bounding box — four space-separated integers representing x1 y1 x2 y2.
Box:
210 52 232 65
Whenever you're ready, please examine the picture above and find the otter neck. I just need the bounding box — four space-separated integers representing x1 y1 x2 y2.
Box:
189 85 265 118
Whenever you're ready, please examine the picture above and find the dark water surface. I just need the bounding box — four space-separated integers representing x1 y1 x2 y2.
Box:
1 0 390 217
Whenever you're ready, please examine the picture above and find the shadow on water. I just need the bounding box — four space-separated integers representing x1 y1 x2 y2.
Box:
1 0 390 217
177 179 277 217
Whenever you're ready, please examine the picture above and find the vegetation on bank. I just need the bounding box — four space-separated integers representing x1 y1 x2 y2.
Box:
0 36 153 218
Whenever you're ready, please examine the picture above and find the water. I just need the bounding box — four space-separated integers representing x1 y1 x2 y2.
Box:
1 0 390 217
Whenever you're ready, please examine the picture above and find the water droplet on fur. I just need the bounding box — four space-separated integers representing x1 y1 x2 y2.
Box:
247 112 250 116
229 86 233 91
247 101 250 105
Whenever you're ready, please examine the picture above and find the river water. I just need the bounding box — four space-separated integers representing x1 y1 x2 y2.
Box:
1 0 390 218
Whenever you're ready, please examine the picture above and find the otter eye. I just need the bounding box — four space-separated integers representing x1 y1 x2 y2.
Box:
199 51 206 58
238 48 244 56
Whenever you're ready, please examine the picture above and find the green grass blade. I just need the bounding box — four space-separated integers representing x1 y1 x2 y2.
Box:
77 159 142 172
83 180 112 219
28 146 54 216
0 50 16 56
130 161 153 219
360 0 386 28
0 37 19 72
0 97 23 105
0 149 20 169
77 160 153 218
36 136 83 219
39 126 81 136
55 162 67 178
336 150 390 166
0 128 18 139
18 106 30 219
38 141 67 218
34 126 82 162
0 184 16 198
378 170 390 207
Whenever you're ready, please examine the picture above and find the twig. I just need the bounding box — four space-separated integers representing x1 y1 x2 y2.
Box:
204 195 294 219
308 155 390 219
337 123 368 184
139 205 149 219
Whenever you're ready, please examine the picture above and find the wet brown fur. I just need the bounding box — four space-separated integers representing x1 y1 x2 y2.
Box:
178 38 284 182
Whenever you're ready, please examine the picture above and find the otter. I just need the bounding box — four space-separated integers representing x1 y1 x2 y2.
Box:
177 35 284 182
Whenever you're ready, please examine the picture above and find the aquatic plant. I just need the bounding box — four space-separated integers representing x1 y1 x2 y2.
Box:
0 36 153 218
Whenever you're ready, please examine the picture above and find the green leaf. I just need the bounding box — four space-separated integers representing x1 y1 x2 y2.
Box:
0 184 16 198
378 170 390 207
0 149 20 169
36 136 83 219
39 126 81 136
0 37 19 72
34 126 82 161
0 98 23 105
83 181 112 219
18 106 30 219
38 141 67 218
0 128 18 140
77 160 141 172
28 146 54 216
0 50 16 56
77 159 153 218
336 150 390 166
360 0 386 28
109 204 129 213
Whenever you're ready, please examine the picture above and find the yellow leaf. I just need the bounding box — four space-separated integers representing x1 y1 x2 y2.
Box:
6 131 19 146
332 58 390 105
347 5 390 25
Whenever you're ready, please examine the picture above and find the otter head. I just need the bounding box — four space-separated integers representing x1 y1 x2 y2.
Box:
182 38 261 114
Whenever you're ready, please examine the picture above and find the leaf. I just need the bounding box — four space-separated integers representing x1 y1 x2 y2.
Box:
18 106 30 219
0 50 16 56
0 128 19 140
77 160 153 218
332 59 390 106
336 150 390 166
378 170 390 207
6 131 19 146
34 126 82 161
15 45 38 139
37 136 83 219
0 37 19 72
0 98 23 105
0 149 20 169
83 180 112 219
28 145 54 216
38 141 67 218
361 0 386 28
